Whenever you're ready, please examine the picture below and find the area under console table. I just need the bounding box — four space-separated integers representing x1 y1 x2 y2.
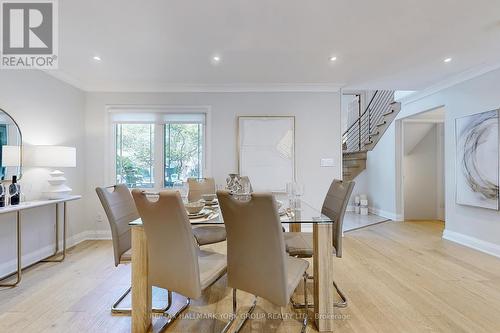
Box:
0 195 81 288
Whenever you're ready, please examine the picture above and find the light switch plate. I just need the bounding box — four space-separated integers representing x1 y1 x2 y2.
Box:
320 158 335 167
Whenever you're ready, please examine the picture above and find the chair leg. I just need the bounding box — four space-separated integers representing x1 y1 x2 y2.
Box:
301 272 308 333
111 286 171 315
221 288 257 333
332 280 348 308
291 278 348 309
111 286 132 315
158 291 191 331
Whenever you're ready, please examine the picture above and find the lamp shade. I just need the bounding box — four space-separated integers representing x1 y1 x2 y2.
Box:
1 145 21 167
25 145 76 168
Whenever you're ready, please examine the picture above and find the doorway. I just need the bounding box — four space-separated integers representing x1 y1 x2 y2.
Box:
398 107 445 221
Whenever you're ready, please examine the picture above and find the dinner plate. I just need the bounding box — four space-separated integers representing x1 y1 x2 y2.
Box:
189 211 219 222
187 208 211 219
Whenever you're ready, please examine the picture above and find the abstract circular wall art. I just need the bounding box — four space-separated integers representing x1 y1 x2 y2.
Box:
455 109 499 210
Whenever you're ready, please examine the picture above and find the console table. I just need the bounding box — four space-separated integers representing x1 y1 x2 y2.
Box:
0 195 81 288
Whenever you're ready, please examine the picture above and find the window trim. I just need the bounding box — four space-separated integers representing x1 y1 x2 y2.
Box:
105 105 212 190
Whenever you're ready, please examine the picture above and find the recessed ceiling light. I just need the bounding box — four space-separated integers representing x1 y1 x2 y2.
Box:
93 56 101 62
211 55 221 64
444 57 452 63
329 56 337 62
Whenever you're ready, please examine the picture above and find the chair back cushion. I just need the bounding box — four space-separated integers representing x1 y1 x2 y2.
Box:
217 190 289 306
321 179 355 257
188 178 215 202
131 190 202 299
95 184 137 266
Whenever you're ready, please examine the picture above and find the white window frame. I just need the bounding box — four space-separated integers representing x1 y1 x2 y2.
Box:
105 105 212 191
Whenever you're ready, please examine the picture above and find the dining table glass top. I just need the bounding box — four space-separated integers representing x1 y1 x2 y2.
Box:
129 195 334 226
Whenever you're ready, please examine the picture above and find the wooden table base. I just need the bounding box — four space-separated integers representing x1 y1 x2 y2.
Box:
313 223 335 331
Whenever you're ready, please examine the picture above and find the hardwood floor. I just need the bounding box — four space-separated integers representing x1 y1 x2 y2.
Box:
1 220 500 332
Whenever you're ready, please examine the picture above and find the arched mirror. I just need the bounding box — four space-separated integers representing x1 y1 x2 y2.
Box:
0 108 22 180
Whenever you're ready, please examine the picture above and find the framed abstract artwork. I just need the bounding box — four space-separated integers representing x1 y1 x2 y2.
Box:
238 116 295 192
455 109 499 210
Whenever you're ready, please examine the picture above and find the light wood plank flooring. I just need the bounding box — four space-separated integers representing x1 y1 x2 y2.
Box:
1 220 500 332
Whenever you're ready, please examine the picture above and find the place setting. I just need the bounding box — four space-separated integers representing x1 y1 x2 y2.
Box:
185 196 220 222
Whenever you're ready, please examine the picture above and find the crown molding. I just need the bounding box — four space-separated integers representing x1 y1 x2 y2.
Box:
42 69 87 90
84 83 344 93
40 72 344 93
397 62 500 105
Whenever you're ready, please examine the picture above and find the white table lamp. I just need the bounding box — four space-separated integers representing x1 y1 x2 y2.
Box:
25 146 76 199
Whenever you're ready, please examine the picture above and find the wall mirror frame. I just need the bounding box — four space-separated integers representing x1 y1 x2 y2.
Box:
0 108 23 181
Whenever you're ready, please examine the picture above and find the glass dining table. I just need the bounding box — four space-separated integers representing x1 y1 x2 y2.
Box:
129 196 336 333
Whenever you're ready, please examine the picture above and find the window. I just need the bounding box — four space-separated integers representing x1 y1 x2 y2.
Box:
115 123 154 188
111 110 206 189
164 123 203 187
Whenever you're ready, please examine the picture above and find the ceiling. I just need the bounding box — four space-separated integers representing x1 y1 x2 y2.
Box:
50 0 500 92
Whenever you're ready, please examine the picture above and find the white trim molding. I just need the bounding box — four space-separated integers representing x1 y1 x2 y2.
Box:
346 205 402 221
42 71 344 93
88 230 112 240
443 229 500 258
0 229 100 278
369 206 402 221
397 62 500 105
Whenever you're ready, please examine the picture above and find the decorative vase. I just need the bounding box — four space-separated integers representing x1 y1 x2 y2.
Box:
226 173 242 193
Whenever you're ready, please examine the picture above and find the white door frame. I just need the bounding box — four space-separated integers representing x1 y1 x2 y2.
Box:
395 105 446 221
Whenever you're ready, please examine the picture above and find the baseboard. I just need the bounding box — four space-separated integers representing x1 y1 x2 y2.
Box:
347 205 402 221
0 229 93 279
443 229 500 258
368 207 402 221
87 230 112 240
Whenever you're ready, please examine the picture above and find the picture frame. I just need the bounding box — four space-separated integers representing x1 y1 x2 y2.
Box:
237 116 295 192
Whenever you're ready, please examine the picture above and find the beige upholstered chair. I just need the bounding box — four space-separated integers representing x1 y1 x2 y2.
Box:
217 190 309 333
188 177 216 202
187 177 227 246
95 184 169 315
284 179 355 308
131 190 227 330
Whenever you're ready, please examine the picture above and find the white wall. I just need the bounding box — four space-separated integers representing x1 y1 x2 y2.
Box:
0 71 86 277
357 69 500 257
348 122 399 220
403 123 444 220
85 92 342 234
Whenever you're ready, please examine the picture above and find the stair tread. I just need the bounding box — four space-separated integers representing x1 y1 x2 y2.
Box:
342 151 368 156
343 156 367 161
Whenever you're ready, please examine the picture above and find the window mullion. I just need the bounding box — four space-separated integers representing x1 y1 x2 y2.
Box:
154 123 164 190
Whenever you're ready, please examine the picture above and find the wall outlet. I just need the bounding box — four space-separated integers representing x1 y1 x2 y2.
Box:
320 158 335 167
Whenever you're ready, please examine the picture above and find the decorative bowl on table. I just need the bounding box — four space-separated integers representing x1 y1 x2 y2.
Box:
185 201 205 215
202 194 216 202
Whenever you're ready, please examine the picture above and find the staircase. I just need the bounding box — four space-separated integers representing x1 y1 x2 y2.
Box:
342 90 401 181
